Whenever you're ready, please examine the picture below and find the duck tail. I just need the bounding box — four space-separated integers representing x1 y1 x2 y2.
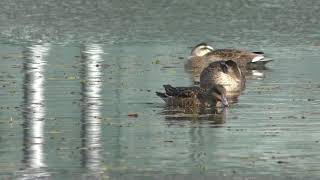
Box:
156 92 168 99
252 51 264 55
163 84 177 95
251 54 265 62
252 59 273 65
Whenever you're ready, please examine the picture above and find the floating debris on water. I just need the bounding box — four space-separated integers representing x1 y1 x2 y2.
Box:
128 112 138 118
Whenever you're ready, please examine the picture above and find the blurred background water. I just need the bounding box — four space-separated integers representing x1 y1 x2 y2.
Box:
0 0 320 179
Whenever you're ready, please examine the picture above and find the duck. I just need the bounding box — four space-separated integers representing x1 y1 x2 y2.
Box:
156 84 229 109
204 49 272 68
190 42 214 56
200 60 245 94
185 43 214 69
187 42 272 69
185 42 215 82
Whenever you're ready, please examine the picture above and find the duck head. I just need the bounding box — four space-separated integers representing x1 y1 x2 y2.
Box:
208 84 229 107
191 42 214 57
219 60 242 80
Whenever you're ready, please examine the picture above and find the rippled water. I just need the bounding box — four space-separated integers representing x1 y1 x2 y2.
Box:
0 0 320 179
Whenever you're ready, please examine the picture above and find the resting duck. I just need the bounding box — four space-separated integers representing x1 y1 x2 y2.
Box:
186 42 272 69
156 84 229 108
185 42 215 82
200 60 245 93
185 42 213 68
204 48 271 68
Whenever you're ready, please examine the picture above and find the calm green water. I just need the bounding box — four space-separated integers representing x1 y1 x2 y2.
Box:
0 0 320 179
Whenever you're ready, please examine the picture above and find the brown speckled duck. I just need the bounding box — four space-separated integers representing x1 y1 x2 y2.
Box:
200 60 245 94
156 84 229 108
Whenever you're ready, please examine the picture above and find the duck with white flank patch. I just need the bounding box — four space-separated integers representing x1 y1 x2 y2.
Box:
204 48 272 68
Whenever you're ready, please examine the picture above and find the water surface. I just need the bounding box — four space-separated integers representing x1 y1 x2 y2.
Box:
0 0 320 179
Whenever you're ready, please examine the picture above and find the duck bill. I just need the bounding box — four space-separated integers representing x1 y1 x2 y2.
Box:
221 95 229 107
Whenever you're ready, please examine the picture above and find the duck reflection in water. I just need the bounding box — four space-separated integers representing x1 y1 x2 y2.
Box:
20 44 51 179
163 107 227 127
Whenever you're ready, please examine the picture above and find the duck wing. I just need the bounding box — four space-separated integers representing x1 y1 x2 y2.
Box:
163 85 201 98
207 49 242 60
225 60 242 79
208 49 265 64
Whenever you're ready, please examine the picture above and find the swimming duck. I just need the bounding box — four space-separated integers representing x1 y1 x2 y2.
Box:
200 60 245 93
156 84 229 108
